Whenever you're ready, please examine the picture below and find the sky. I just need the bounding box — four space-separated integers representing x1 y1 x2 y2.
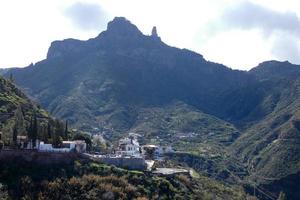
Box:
0 0 300 70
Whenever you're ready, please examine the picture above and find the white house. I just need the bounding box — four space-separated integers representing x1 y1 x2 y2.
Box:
156 146 174 155
142 145 174 159
62 140 87 153
39 142 69 152
117 137 141 157
38 140 86 153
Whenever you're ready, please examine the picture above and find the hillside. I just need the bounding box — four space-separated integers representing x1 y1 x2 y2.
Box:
0 75 68 148
4 17 300 199
0 76 50 143
230 62 300 187
0 158 249 200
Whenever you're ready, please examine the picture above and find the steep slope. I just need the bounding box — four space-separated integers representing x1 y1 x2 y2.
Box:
0 75 67 147
0 76 49 143
229 61 300 198
0 159 249 200
128 101 238 146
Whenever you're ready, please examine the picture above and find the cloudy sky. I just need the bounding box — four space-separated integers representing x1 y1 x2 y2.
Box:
0 0 300 70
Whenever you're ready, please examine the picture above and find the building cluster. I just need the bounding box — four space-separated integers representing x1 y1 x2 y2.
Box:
2 127 175 159
89 134 174 170
16 135 86 153
113 135 174 159
39 140 86 153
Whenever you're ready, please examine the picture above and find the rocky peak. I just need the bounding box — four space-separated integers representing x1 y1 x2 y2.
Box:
105 17 143 37
151 26 158 37
151 26 161 41
47 39 86 59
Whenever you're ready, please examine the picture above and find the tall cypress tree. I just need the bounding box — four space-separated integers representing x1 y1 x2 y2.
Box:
32 112 38 147
27 116 33 140
15 106 25 134
47 121 52 139
27 111 38 148
12 124 18 147
64 120 68 140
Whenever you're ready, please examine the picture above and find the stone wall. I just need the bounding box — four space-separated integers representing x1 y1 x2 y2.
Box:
0 150 83 165
89 156 147 170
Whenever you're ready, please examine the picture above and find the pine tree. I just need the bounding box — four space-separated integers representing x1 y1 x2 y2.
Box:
47 121 52 139
277 191 287 200
32 112 38 147
15 106 25 135
12 124 18 147
64 120 68 139
27 116 33 140
53 119 64 147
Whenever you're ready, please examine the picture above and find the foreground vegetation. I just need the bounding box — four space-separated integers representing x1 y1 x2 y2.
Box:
0 159 250 200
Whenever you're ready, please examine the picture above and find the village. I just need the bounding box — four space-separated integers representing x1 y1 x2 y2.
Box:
0 131 190 176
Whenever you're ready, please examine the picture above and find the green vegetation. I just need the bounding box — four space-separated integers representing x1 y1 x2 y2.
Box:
0 76 71 147
0 159 249 200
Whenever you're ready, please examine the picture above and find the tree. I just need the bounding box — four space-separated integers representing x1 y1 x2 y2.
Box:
92 134 107 152
277 191 287 200
64 120 68 140
27 116 33 140
13 106 25 147
32 112 38 147
27 112 38 148
0 183 9 200
52 119 64 147
0 140 3 150
47 121 52 139
72 132 92 151
15 106 25 134
12 124 18 147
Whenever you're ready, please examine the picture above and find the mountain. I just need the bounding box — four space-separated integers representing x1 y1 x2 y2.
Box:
5 17 300 199
6 17 250 140
230 61 300 191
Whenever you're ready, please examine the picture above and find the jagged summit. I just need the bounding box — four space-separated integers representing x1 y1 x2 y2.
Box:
47 17 149 59
105 17 143 37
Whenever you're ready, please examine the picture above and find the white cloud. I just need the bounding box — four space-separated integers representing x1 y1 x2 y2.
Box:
221 1 300 36
64 2 108 31
271 33 300 63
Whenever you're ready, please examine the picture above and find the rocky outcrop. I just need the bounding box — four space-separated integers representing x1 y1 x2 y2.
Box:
47 39 86 59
